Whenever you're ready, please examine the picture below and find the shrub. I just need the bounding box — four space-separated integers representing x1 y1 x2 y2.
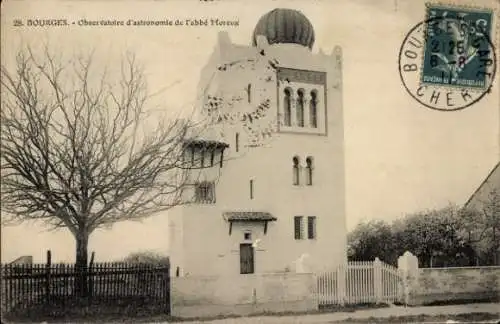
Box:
122 251 169 266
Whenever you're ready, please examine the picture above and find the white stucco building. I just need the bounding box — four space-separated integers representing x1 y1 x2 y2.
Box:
168 8 347 277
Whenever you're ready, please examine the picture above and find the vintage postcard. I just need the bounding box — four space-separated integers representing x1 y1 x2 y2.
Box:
1 0 499 322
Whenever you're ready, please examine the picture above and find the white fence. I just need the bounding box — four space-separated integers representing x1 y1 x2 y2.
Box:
317 258 403 306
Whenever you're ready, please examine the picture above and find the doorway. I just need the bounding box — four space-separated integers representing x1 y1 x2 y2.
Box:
239 243 254 274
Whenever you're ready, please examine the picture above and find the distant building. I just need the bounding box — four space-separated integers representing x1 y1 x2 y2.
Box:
168 8 347 277
464 161 500 210
464 161 500 264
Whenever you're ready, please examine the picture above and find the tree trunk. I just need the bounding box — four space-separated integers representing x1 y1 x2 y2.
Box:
75 230 89 297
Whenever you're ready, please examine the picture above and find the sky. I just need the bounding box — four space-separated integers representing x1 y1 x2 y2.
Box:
1 0 499 263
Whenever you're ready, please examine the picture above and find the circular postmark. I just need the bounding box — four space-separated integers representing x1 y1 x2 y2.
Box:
399 14 496 111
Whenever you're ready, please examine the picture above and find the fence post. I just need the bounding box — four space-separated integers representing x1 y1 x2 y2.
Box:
374 257 382 304
45 250 52 304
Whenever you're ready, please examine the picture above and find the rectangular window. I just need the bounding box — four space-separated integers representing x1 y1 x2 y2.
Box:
250 179 254 199
294 216 303 240
194 181 215 203
307 216 316 239
240 243 254 274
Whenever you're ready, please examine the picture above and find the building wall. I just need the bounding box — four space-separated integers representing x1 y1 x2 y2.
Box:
171 273 317 318
413 267 500 304
170 32 347 277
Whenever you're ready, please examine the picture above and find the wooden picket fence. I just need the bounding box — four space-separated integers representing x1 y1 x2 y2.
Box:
317 258 403 306
1 260 170 316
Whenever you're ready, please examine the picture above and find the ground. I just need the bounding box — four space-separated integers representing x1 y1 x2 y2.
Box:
170 303 500 324
3 302 499 323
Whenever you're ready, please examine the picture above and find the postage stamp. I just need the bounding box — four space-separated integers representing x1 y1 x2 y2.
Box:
399 2 497 111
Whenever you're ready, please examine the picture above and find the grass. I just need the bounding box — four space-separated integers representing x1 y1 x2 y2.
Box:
337 312 500 323
319 302 389 312
2 295 170 323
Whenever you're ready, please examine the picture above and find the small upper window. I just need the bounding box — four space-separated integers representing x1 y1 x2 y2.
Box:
250 179 254 199
293 156 300 185
247 84 252 103
306 157 313 186
235 133 240 152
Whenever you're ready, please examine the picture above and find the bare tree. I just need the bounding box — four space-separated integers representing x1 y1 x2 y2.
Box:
1 46 198 294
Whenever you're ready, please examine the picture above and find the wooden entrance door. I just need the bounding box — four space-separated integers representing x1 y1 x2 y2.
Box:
239 243 254 274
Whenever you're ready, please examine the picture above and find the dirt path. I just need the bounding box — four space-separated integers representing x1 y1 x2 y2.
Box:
173 303 500 324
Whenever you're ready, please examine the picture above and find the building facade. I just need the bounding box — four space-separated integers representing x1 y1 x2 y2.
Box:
168 8 347 277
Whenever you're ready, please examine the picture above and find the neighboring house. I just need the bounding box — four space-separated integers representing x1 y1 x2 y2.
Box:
168 8 347 277
464 161 500 210
464 161 500 264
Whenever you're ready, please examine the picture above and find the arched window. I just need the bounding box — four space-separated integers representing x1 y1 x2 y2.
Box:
309 90 318 128
284 88 292 126
293 156 300 185
306 157 313 185
296 89 305 127
246 84 252 103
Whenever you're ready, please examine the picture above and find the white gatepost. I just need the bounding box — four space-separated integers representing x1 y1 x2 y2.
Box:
373 257 383 304
397 251 419 306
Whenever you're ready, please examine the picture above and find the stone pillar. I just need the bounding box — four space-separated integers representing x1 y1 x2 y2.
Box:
397 251 419 306
373 257 383 304
336 263 347 306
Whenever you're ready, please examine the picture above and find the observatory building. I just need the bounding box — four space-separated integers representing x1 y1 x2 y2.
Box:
168 8 347 277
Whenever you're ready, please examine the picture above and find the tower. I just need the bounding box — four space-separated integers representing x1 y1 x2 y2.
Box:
168 8 346 277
